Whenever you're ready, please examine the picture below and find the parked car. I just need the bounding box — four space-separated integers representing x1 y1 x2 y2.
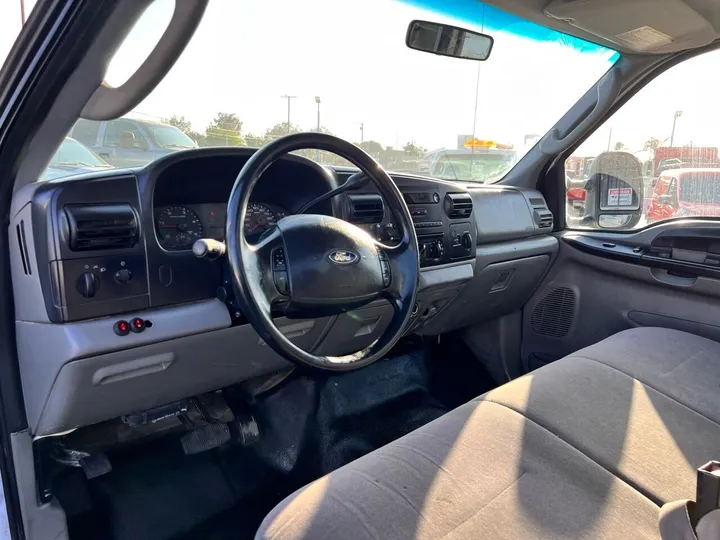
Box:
40 137 113 181
647 168 720 222
70 116 197 168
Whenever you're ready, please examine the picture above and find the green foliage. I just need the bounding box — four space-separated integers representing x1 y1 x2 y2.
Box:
162 114 206 146
205 112 244 147
644 137 662 151
403 141 424 158
358 140 383 157
265 122 301 141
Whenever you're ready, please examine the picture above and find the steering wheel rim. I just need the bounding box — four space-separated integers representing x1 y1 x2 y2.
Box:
226 132 419 371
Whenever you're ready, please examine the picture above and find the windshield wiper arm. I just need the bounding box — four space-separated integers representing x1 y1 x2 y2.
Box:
52 161 94 167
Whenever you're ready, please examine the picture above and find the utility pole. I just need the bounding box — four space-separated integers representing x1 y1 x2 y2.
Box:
360 122 364 144
315 96 321 162
19 0 25 24
606 127 612 152
670 110 683 147
280 95 296 134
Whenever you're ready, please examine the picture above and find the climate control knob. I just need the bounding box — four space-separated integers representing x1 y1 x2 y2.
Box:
76 272 100 298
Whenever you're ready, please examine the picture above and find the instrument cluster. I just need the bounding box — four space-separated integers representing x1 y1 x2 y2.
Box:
154 202 288 250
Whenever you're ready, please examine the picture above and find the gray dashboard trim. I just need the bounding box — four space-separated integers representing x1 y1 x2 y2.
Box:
419 263 474 290
17 298 230 434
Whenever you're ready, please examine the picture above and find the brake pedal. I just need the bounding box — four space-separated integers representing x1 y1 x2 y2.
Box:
180 413 260 455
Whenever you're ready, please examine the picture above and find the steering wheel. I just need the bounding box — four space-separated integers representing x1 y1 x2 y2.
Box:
226 132 419 371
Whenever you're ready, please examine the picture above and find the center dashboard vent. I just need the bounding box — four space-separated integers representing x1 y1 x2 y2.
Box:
347 194 384 224
64 204 139 251
530 197 554 229
443 193 473 219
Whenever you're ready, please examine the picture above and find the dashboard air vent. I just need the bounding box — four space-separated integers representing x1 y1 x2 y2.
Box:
443 193 473 219
64 204 139 251
348 194 384 224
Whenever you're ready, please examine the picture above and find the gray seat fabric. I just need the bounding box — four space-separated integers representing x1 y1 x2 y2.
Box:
256 328 720 540
484 356 720 505
569 327 720 424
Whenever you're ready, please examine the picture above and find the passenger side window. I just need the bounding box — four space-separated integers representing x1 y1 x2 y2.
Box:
565 48 720 230
104 120 148 150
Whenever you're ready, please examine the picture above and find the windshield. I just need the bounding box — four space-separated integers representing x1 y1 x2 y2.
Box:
49 138 109 168
40 0 618 182
680 172 720 203
429 148 517 182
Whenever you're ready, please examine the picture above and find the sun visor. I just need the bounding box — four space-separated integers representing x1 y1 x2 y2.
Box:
544 0 716 54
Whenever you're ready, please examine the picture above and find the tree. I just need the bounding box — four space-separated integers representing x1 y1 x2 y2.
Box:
403 141 424 158
205 112 244 147
265 122 301 141
644 137 662 151
244 133 267 148
359 140 383 157
162 114 206 146
614 141 626 151
163 115 192 133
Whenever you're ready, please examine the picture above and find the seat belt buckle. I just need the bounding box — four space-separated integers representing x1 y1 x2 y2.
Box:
696 461 720 521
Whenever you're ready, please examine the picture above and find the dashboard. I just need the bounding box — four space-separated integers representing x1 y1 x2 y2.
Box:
10 147 557 436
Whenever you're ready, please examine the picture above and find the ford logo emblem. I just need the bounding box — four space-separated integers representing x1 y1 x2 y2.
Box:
328 250 359 265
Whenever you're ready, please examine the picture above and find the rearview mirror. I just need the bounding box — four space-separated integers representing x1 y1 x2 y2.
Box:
406 20 493 61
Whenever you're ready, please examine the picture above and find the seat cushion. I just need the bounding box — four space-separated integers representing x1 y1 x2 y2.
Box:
256 327 720 540
572 327 720 424
484 356 720 505
256 400 660 540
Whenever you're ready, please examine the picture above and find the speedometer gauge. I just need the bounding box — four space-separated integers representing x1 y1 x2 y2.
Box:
156 206 204 250
244 203 278 237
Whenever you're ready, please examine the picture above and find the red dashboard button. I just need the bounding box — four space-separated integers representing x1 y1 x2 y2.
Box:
130 318 145 333
114 320 130 336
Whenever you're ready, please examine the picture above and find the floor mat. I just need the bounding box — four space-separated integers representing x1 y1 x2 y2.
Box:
56 340 496 540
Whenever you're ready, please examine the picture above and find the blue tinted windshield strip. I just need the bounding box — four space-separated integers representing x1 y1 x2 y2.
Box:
397 0 620 59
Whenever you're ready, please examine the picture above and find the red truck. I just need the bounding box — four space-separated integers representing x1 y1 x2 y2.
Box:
649 146 719 178
647 168 720 222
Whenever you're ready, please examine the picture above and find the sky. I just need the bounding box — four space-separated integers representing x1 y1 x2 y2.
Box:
1 0 719 159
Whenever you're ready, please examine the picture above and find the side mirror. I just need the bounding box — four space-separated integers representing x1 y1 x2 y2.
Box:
406 20 493 61
584 151 644 229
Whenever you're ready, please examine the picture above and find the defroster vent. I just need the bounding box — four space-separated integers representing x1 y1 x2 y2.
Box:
530 196 554 229
64 204 139 251
530 286 576 338
348 194 384 224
